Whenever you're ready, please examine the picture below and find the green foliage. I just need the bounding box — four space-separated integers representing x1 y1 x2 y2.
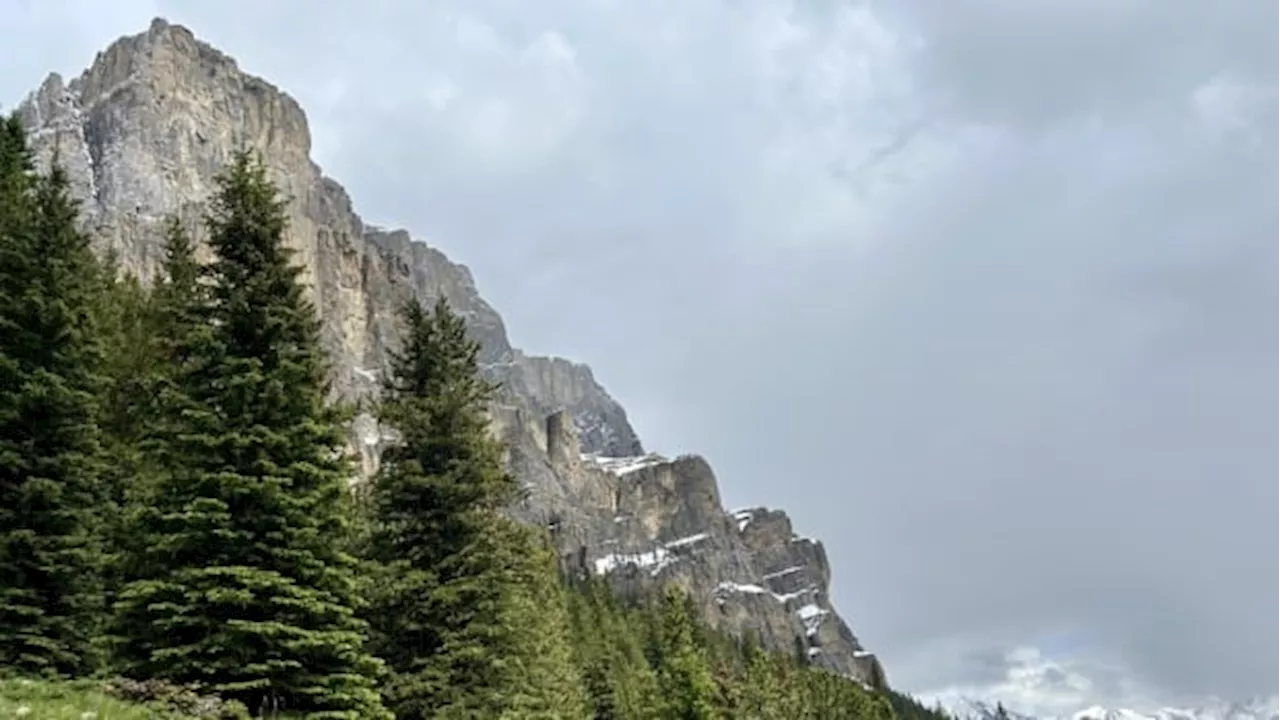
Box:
91 249 163 619
653 590 719 720
112 152 388 719
498 531 593 719
93 250 158 457
365 296 589 719
566 577 662 720
884 689 962 720
0 140 953 720
1 677 188 720
0 113 109 676
561 574 909 720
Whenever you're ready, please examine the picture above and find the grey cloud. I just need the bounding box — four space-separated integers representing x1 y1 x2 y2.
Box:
1 0 1275 703
885 0 1278 127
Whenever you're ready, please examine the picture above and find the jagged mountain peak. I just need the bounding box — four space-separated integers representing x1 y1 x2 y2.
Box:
16 17 878 687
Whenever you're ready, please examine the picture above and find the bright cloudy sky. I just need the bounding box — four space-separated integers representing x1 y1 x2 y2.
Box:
3 0 1276 712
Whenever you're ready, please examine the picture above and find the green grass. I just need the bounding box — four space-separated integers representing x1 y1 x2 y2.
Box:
0 677 194 719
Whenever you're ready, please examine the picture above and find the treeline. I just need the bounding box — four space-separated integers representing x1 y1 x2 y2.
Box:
0 114 950 719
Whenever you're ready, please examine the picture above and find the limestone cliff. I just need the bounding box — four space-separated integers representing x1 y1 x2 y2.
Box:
16 17 884 688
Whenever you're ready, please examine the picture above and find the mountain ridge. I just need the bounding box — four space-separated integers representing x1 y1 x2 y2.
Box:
15 16 885 688
945 695 1280 720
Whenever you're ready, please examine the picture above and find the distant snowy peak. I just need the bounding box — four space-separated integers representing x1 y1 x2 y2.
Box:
952 698 1040 720
952 696 1280 720
1072 707 1178 720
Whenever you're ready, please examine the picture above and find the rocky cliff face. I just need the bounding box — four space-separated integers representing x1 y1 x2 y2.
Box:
16 17 884 688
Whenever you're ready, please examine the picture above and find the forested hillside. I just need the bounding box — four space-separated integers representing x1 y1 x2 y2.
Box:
0 113 952 719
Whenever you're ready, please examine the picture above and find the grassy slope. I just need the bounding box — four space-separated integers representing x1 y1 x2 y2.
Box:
0 678 194 719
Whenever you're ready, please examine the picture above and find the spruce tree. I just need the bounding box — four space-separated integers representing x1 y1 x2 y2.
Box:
653 589 718 720
0 115 108 676
735 637 786 719
499 530 591 718
93 251 156 456
135 217 210 475
566 577 660 720
113 151 388 718
366 295 588 719
148 216 203 359
106 217 203 653
89 249 162 654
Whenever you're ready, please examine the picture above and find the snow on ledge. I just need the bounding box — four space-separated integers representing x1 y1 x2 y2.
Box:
796 603 830 636
770 586 815 604
762 565 806 581
716 581 769 595
664 532 710 549
592 531 711 578
593 547 674 576
582 452 669 475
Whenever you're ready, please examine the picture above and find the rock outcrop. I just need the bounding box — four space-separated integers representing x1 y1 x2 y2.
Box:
15 17 884 688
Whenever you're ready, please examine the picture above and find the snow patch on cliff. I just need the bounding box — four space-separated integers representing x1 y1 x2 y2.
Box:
583 452 668 475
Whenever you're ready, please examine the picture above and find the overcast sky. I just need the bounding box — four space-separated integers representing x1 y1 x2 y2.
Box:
3 0 1276 711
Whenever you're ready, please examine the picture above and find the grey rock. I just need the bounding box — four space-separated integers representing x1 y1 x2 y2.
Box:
16 16 884 689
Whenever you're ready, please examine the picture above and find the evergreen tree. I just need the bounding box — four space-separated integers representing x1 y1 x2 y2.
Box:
93 250 156 457
90 249 160 654
104 217 204 657
736 637 787 719
885 688 956 720
112 151 388 718
497 529 592 718
134 217 210 476
653 589 718 720
366 295 588 719
566 577 660 720
148 216 203 363
560 570 894 719
0 115 108 676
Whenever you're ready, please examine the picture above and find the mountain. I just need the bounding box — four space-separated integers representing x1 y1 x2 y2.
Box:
14 17 885 688
925 648 1278 720
951 697 1280 720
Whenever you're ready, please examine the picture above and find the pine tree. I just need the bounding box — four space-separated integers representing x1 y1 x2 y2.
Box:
134 217 210 475
566 577 660 720
653 589 718 720
366 295 589 719
735 637 788 719
365 296 513 718
148 216 203 361
93 250 156 457
499 530 591 718
885 688 955 720
0 115 108 676
105 217 203 656
603 611 662 720
89 249 162 657
112 151 388 718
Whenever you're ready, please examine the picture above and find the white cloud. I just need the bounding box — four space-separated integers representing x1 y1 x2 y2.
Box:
923 646 1169 718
